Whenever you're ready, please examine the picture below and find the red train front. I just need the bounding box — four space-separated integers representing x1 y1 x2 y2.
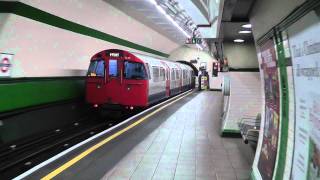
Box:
86 49 149 109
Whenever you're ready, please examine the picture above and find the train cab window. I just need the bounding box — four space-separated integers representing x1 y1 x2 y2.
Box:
109 59 118 77
152 67 160 82
87 59 105 77
124 61 147 79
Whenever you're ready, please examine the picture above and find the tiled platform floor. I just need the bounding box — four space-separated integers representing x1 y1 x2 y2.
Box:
103 91 255 180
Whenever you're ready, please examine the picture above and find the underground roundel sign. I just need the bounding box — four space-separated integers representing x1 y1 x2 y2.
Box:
0 53 13 77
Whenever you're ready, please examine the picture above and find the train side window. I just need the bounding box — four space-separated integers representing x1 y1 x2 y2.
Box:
124 61 147 79
152 66 160 82
160 68 165 81
175 69 180 79
171 69 175 80
109 59 118 77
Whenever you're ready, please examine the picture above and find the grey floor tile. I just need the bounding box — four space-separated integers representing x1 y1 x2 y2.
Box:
196 166 216 176
196 175 218 180
108 175 130 180
234 168 251 180
215 171 237 180
212 160 233 169
175 165 196 176
152 175 174 180
101 92 255 180
174 175 196 180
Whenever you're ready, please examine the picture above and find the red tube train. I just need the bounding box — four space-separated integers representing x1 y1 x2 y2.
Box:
86 49 194 110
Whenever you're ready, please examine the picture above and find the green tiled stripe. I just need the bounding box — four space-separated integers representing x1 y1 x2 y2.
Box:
0 77 84 113
0 1 169 58
222 129 240 133
220 129 241 137
250 170 257 180
273 32 289 180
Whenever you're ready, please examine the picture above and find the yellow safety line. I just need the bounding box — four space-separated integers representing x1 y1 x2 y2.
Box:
41 91 192 180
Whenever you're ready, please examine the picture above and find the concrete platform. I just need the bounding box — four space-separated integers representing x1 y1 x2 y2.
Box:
24 91 254 180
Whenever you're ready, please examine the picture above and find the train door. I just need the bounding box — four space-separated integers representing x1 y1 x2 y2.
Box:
122 60 148 107
86 53 123 105
105 58 123 104
161 62 170 97
86 58 107 104
176 64 182 92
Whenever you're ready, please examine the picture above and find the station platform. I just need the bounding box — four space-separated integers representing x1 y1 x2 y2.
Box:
20 91 254 180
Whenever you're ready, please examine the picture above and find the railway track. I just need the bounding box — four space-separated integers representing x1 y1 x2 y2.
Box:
0 110 138 179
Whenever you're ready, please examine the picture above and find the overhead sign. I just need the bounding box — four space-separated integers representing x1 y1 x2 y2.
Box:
186 38 202 44
0 53 13 77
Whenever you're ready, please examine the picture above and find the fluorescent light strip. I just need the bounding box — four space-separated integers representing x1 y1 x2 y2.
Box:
242 24 252 28
234 39 245 43
239 30 252 34
148 0 191 38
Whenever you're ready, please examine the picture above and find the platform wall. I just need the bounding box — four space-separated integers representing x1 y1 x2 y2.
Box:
0 0 181 113
0 0 180 78
169 45 217 77
223 42 259 69
250 0 306 41
250 1 320 180
220 41 261 134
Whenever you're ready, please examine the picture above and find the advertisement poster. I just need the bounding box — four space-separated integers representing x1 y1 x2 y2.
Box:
289 11 320 180
0 53 13 77
257 39 280 180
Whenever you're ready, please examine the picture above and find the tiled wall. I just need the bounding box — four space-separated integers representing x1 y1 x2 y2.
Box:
0 1 179 77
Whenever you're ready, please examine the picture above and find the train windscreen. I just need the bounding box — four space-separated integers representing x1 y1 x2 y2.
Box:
124 61 147 79
87 59 105 77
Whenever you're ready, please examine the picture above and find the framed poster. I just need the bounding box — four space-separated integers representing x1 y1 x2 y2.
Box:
257 39 280 180
288 10 320 180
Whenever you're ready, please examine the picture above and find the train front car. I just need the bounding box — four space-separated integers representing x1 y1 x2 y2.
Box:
86 49 149 110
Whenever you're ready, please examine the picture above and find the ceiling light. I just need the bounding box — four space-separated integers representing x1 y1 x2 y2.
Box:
239 30 252 34
148 0 191 38
234 39 245 43
147 0 157 5
242 24 252 28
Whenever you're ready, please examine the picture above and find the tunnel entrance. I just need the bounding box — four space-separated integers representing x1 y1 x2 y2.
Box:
176 60 198 76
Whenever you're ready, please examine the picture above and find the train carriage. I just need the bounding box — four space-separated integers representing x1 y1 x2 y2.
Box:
86 49 193 110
